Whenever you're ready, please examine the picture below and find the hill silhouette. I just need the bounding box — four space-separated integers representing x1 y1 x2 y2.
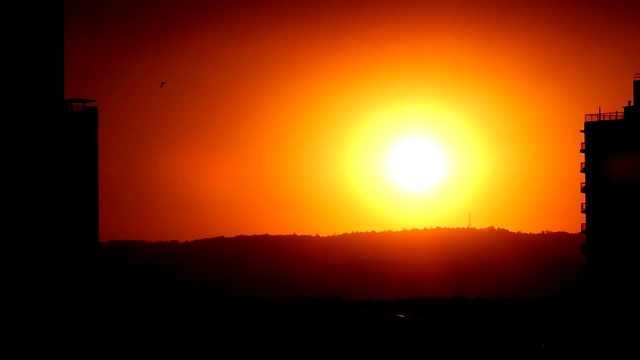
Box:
98 227 585 303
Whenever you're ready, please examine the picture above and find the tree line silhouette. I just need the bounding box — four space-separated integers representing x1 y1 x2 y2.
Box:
98 227 586 303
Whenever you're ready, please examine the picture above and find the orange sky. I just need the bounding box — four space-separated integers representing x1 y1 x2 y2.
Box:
64 0 640 241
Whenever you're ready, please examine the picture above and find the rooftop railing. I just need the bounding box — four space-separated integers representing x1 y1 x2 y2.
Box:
584 111 624 121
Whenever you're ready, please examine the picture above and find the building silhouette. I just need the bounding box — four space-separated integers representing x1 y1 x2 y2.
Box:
580 73 639 296
62 98 99 254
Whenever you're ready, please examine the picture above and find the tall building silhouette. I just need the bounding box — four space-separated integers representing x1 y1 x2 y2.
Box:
580 74 639 296
62 98 99 253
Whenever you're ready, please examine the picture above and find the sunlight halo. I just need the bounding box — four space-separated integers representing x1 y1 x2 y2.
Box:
343 102 488 228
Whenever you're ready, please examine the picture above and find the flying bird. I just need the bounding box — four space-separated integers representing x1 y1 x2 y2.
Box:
160 82 166 88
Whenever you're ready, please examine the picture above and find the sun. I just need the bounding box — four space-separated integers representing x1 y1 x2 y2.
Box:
343 103 487 227
386 135 448 193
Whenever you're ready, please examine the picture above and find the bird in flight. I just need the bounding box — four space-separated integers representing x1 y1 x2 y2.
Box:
160 82 166 88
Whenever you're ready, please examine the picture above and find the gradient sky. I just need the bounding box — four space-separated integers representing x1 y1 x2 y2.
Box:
64 0 640 241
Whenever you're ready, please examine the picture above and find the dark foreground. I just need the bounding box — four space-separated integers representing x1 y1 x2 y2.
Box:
65 287 631 358
37 263 628 357
25 245 635 358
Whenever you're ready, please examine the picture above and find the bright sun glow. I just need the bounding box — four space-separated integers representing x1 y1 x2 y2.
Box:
343 102 488 228
386 136 447 193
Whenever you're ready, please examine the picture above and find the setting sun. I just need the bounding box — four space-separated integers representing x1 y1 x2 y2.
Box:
62 0 640 349
64 0 639 240
343 103 488 230
387 136 447 193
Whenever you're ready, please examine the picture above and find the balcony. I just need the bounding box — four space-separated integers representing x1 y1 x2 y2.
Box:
581 202 586 213
580 182 586 193
581 222 587 234
580 142 585 153
580 162 586 173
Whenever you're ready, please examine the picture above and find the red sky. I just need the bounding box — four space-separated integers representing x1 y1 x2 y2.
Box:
64 0 640 241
